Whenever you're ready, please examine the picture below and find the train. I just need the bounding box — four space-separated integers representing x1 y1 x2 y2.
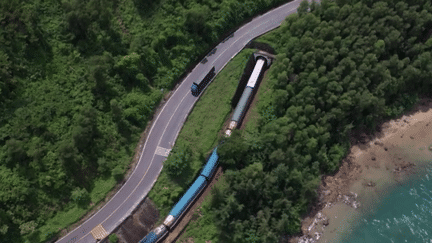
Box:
139 148 219 243
140 52 273 243
225 56 268 137
191 67 216 96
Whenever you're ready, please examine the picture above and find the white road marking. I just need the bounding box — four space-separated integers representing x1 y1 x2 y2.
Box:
155 146 172 157
90 224 108 240
59 1 303 243
71 55 192 243
76 92 190 242
211 19 272 67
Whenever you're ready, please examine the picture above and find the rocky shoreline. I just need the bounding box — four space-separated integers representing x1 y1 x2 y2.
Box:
297 191 361 243
291 97 432 243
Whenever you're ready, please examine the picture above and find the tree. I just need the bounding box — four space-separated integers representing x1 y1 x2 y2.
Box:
218 131 250 169
0 166 30 205
268 149 286 170
326 144 346 173
71 187 91 208
374 39 386 56
19 221 37 235
97 157 110 175
184 5 210 35
89 52 114 93
5 138 28 166
310 0 319 13
297 0 310 17
0 216 8 236
72 106 98 152
276 71 288 88
110 99 123 123
112 166 124 182
163 144 192 178
114 52 143 85
62 0 112 44
273 89 288 116
63 0 91 42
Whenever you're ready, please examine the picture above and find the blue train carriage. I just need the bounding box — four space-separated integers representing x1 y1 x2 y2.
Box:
163 176 208 229
139 225 167 243
200 148 219 180
191 67 216 96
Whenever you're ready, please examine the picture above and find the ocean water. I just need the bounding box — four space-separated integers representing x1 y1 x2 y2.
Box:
339 163 432 243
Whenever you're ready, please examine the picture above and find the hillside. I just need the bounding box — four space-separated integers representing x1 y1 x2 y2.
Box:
0 0 294 242
207 0 432 242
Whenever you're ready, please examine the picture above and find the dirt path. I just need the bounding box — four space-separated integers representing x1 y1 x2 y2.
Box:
109 198 160 243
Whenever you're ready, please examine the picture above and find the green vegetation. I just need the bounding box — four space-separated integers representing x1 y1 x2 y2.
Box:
178 49 274 243
178 175 230 243
3 0 431 242
164 144 193 178
0 0 296 241
148 49 255 220
180 0 432 242
70 187 91 208
108 233 119 243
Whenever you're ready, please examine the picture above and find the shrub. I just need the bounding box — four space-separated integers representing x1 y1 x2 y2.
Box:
164 144 192 178
108 233 119 243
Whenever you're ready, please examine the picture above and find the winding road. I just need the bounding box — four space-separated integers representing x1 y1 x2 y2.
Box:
55 1 310 242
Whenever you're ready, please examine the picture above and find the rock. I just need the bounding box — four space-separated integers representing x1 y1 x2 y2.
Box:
371 157 376 161
384 147 388 151
343 195 350 202
314 232 322 240
410 136 414 139
374 141 383 146
352 201 361 208
323 219 329 226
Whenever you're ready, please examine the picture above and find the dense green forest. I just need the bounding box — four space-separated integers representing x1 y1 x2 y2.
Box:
0 0 296 242
211 0 432 242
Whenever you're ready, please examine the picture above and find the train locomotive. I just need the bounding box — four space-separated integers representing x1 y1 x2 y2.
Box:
139 148 219 243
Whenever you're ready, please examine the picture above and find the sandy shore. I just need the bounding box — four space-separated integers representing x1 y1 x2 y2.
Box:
292 97 432 243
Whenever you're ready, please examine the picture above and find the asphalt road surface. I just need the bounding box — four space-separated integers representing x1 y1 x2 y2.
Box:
55 1 311 242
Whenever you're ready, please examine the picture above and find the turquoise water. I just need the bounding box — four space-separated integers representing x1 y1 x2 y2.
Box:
339 163 432 243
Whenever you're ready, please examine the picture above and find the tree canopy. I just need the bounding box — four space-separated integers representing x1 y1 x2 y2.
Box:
211 0 432 242
0 0 300 241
